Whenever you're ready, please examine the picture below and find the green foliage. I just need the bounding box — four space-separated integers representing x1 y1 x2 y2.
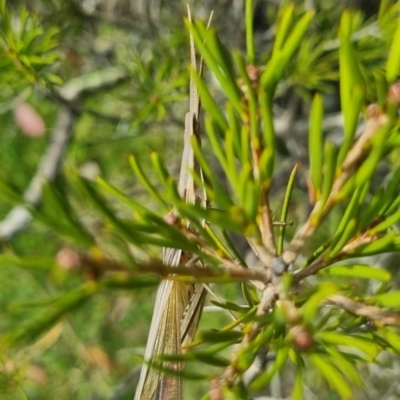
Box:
0 0 61 90
1 1 400 399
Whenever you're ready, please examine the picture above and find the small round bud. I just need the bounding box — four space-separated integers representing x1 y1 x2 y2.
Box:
209 379 223 400
14 102 45 138
164 212 179 226
366 103 380 119
56 248 82 272
289 325 313 352
246 65 259 87
387 82 400 107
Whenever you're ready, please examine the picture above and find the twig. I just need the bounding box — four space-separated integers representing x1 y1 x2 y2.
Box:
326 294 400 326
223 285 277 385
76 252 272 284
294 234 377 281
282 113 388 266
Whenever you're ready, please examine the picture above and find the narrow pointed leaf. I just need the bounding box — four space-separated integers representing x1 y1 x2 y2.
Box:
373 291 400 309
278 165 297 255
386 18 400 83
198 329 243 343
323 265 391 281
129 155 169 208
249 344 289 391
192 71 228 131
309 93 324 195
318 141 337 214
350 230 397 256
309 353 353 399
273 5 295 54
302 283 339 324
316 331 380 360
261 10 314 89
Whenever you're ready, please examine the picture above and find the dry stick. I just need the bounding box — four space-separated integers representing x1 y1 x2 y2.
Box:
294 234 377 281
73 247 271 284
326 294 400 326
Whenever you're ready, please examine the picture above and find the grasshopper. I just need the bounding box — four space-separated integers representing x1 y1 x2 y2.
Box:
134 8 209 400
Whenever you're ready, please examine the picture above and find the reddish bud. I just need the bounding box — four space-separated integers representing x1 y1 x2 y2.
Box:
14 102 45 137
26 365 48 385
366 103 380 119
388 82 400 107
246 65 259 87
56 248 82 271
289 325 313 352
164 212 179 226
209 379 223 400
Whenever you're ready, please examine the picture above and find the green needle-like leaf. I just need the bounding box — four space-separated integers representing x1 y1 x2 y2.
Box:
249 343 289 391
309 93 324 195
355 126 390 188
309 353 353 399
273 5 295 55
233 323 275 373
370 207 400 234
261 9 314 90
129 155 169 208
386 18 400 84
1 282 97 348
358 187 385 230
379 167 400 216
245 0 255 64
316 331 380 360
329 187 362 255
354 230 398 256
198 329 243 343
373 291 400 309
187 20 242 112
291 352 304 400
259 89 275 178
323 265 391 282
190 136 234 209
150 152 180 203
277 164 297 255
302 283 339 324
338 12 365 164
317 141 337 215
191 70 228 131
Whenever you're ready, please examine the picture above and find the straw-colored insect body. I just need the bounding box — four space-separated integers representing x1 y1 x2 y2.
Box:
133 8 210 400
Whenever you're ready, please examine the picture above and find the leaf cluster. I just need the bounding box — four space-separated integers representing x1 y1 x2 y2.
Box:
0 1 400 399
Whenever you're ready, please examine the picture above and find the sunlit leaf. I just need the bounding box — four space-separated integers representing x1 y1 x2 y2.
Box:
249 343 289 391
323 265 391 281
309 353 353 399
309 93 324 196
373 291 400 309
302 283 339 324
316 331 380 360
386 18 400 83
198 329 243 343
